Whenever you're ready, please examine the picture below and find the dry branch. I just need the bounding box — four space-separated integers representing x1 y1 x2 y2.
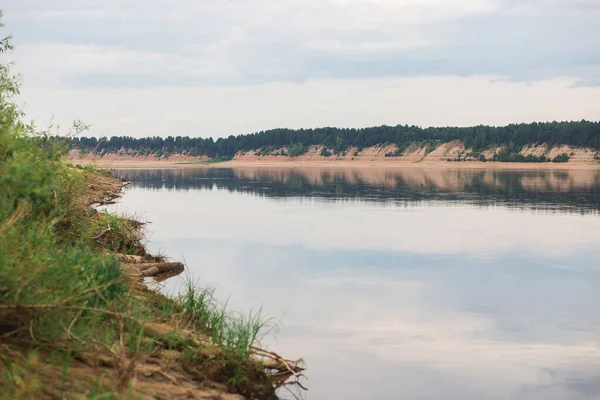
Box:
92 224 112 240
252 346 305 376
251 345 307 392
124 218 146 229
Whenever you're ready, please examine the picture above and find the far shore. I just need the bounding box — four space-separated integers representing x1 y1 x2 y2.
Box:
70 157 600 170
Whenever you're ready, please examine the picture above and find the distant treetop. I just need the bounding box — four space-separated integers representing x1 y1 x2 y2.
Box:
66 120 600 159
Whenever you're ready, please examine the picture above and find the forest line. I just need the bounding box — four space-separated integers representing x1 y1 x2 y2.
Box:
66 120 600 163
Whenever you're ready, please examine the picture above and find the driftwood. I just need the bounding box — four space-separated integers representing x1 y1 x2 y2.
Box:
139 262 185 277
137 262 184 272
117 253 184 278
152 270 185 283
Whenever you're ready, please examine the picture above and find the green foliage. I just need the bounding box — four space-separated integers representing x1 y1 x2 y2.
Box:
0 16 20 131
91 212 145 255
286 142 307 157
333 135 345 154
320 147 332 157
491 143 549 162
65 120 600 161
0 19 129 393
196 156 233 164
0 124 127 346
256 146 273 156
552 153 570 163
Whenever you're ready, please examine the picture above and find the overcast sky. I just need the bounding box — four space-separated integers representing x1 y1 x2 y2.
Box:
3 0 600 138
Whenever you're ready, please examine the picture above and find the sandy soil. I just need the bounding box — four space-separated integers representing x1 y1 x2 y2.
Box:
71 156 600 170
68 140 600 169
223 159 600 170
68 142 600 170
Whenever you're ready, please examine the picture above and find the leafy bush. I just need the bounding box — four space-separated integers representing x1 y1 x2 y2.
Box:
552 153 570 163
385 149 402 157
286 143 307 157
492 144 548 162
256 146 273 156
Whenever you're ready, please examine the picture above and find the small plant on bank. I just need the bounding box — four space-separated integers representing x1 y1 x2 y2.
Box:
552 153 570 163
320 147 332 157
286 142 307 157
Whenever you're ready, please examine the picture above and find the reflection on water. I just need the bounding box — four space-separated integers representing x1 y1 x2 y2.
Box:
111 167 600 400
115 167 600 213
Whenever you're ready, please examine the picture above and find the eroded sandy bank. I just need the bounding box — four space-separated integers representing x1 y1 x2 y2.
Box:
70 156 600 170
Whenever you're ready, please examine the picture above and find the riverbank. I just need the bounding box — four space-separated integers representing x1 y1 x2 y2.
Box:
70 155 600 170
1 135 302 399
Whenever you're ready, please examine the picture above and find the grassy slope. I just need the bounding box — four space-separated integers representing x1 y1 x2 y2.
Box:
0 132 278 399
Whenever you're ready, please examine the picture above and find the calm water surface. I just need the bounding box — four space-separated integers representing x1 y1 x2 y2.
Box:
111 167 600 400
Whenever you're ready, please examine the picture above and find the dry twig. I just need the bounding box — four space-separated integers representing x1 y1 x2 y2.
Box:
92 223 112 240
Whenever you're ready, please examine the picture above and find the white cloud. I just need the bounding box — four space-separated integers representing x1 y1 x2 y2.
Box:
3 0 600 136
18 75 600 137
303 36 431 53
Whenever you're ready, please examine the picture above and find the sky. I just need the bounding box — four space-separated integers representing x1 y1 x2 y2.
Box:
2 0 600 138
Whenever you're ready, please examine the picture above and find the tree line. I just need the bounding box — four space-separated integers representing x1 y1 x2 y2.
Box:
65 120 600 160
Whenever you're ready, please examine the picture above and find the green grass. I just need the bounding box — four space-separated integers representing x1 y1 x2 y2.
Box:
0 131 125 332
0 128 276 397
175 156 233 165
198 157 233 164
0 128 276 398
0 129 143 399
179 279 276 361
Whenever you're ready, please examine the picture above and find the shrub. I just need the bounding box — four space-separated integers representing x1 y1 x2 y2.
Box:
552 153 570 163
320 147 332 157
286 143 307 157
385 149 402 157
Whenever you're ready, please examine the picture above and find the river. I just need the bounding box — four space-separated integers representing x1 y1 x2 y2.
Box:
111 166 600 400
